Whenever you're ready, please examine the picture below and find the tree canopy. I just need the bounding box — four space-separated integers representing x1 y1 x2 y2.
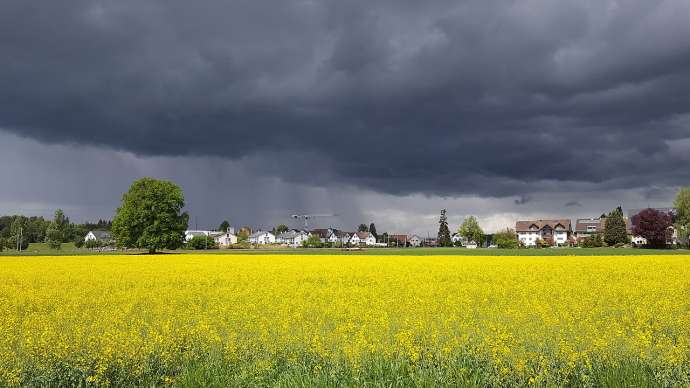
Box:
494 228 518 249
219 220 230 232
459 216 484 245
603 206 628 246
273 224 289 236
632 208 672 248
46 222 62 250
112 178 189 253
357 224 369 232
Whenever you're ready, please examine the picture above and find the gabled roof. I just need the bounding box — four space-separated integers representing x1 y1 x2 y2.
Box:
88 230 112 240
353 231 372 239
388 234 408 243
575 218 604 233
249 230 274 238
330 229 352 238
277 230 308 239
310 229 330 238
515 219 571 232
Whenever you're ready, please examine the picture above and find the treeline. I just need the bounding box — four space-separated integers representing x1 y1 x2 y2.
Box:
0 210 111 250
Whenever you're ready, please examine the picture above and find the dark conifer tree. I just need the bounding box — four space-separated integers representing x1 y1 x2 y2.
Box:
437 209 452 247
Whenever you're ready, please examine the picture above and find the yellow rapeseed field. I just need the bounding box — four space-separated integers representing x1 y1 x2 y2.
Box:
0 254 689 387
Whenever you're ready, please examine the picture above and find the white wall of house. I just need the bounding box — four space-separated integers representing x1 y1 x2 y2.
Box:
214 233 238 247
554 230 568 245
277 232 309 246
349 233 377 246
85 232 97 241
518 229 569 246
517 231 539 246
249 232 276 244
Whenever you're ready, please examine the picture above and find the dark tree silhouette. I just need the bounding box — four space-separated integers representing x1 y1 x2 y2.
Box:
632 208 672 248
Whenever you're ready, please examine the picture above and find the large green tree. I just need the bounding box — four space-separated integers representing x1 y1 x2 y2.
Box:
357 224 369 232
459 216 484 245
219 220 231 232
674 187 690 247
112 178 189 254
437 209 452 247
603 206 628 246
53 209 71 242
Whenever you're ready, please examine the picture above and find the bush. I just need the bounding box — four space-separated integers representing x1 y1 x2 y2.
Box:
74 238 84 249
47 240 62 250
187 235 218 250
84 239 103 249
535 238 553 248
581 234 604 248
494 228 518 249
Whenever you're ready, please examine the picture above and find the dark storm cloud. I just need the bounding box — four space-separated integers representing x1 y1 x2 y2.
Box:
1 0 690 197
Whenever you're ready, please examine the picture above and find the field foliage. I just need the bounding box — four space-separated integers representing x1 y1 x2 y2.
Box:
1 254 689 387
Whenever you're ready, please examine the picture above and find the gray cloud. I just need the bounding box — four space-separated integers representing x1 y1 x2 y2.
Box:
564 201 583 207
0 132 681 234
514 196 532 205
1 0 690 200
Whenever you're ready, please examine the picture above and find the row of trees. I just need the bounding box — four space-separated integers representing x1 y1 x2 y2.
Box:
0 209 113 251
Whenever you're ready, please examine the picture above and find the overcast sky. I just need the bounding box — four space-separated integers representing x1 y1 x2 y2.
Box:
1 0 689 234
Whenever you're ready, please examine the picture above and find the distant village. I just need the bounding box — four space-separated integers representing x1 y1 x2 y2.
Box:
2 186 685 252
79 206 681 250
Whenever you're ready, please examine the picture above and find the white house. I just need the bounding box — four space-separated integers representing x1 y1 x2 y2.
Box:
451 233 465 245
85 230 112 242
515 219 572 247
309 229 331 243
630 235 647 246
213 231 238 247
249 231 276 244
327 230 352 244
349 231 377 246
276 230 310 247
408 235 422 247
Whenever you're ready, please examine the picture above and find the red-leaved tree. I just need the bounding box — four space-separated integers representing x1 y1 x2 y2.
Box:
632 208 672 248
